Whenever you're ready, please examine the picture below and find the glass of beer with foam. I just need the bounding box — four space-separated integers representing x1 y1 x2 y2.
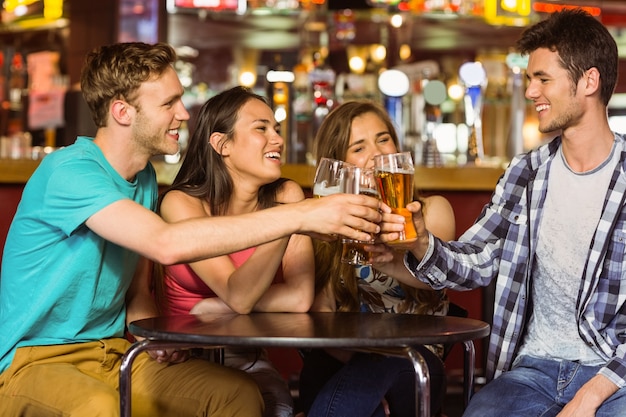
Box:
373 152 417 245
312 158 353 198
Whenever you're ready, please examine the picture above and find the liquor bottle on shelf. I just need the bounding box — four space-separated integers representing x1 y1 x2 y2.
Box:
7 51 27 136
9 52 26 112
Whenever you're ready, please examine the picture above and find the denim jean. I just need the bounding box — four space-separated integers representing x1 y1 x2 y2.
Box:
463 355 626 417
300 346 445 417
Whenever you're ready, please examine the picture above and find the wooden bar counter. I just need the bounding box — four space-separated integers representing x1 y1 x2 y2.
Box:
153 162 505 192
0 159 505 190
0 159 41 184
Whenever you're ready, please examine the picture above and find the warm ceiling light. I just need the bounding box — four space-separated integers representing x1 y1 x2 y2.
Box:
239 71 256 87
370 44 386 64
347 45 369 74
399 44 411 61
348 56 366 74
390 14 403 28
447 83 465 101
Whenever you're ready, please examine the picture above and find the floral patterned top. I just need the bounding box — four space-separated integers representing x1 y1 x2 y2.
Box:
355 265 448 315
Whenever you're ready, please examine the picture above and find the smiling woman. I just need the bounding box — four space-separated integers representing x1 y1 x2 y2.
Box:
156 85 315 417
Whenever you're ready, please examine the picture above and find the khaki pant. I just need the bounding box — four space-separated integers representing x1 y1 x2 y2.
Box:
0 338 264 417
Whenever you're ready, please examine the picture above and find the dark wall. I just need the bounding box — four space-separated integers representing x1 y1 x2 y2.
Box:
66 0 118 87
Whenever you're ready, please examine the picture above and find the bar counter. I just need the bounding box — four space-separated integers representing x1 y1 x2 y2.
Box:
0 159 41 184
155 161 506 191
0 158 505 191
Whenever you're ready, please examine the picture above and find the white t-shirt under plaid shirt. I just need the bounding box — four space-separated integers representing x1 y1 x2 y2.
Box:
518 139 621 364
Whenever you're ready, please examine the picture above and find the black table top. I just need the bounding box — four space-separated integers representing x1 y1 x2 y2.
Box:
129 312 490 349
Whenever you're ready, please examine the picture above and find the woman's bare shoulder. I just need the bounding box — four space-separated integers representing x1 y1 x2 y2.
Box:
160 190 208 221
276 179 306 203
422 194 456 241
423 194 453 212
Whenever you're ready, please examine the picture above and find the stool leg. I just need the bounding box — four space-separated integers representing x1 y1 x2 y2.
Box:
119 341 223 417
462 340 476 408
405 347 430 417
119 339 152 417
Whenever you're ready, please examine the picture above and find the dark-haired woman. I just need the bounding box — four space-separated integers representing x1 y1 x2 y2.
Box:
158 86 315 417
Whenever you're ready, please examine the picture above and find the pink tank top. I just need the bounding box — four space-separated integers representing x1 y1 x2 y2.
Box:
162 247 284 315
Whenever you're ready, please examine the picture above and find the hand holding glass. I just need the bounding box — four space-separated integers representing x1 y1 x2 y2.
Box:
340 166 377 265
374 152 418 245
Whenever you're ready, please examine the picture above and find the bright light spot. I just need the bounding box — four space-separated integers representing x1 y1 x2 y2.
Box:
239 71 256 87
390 14 403 28
14 5 28 16
266 70 295 83
348 56 365 74
274 106 287 123
434 123 458 153
399 44 411 61
457 124 469 153
447 83 465 101
371 44 386 63
378 69 410 97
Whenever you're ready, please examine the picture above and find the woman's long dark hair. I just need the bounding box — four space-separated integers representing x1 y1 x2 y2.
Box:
155 86 287 312
158 86 287 215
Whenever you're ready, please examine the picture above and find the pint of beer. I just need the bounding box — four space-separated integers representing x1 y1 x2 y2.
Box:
374 152 417 245
339 166 377 265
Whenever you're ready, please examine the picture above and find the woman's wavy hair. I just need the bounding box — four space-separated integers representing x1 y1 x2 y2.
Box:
313 100 442 313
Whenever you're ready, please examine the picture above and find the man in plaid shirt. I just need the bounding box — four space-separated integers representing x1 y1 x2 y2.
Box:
378 9 626 417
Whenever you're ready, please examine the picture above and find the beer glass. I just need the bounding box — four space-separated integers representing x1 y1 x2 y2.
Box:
339 166 377 265
374 152 417 245
312 158 353 198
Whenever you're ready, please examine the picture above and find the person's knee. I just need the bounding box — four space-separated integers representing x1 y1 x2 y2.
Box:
220 374 265 416
236 373 265 402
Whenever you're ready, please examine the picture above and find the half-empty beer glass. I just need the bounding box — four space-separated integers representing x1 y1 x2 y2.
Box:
339 166 377 265
312 158 353 198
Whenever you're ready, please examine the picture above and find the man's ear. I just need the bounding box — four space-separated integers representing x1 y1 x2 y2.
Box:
209 132 230 156
584 67 601 96
110 100 133 126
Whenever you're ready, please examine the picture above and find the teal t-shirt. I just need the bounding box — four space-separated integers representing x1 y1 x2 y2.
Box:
0 136 157 373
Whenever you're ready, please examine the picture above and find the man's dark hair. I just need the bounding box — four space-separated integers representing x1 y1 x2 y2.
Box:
517 9 618 105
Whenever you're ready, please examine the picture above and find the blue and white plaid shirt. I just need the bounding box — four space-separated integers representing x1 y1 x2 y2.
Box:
406 134 626 388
